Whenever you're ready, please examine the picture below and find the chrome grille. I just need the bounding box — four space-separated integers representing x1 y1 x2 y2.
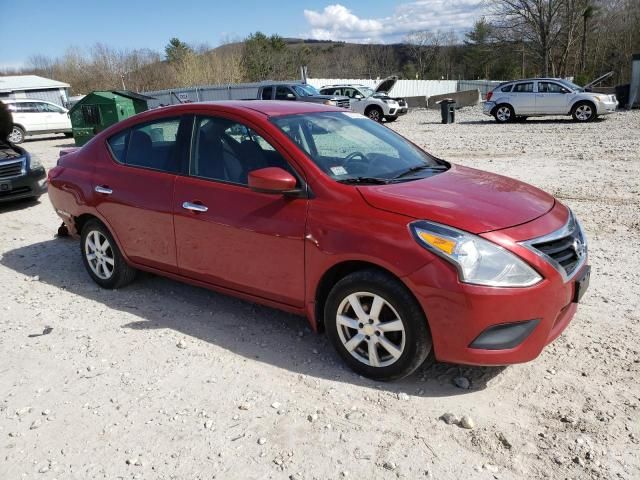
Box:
335 99 350 109
0 158 26 179
521 211 587 281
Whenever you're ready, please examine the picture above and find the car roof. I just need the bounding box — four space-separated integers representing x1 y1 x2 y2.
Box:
503 78 566 84
3 98 58 103
153 100 344 118
321 84 366 88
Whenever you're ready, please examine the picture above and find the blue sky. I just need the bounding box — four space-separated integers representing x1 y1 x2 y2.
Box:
0 0 485 69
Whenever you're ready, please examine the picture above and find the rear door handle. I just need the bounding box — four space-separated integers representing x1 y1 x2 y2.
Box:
95 185 112 195
182 201 208 213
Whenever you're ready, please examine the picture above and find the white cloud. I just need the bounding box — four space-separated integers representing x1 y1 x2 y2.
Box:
303 1 486 42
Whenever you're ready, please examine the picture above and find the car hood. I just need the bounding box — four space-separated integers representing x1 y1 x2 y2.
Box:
309 94 350 101
357 165 555 234
375 76 397 94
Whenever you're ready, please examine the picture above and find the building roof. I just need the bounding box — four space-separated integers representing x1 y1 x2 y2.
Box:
0 75 70 93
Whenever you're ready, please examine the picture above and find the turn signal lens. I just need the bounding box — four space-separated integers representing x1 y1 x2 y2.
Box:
416 231 456 255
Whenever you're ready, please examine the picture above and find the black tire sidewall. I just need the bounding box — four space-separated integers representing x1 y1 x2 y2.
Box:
325 270 431 381
80 220 130 289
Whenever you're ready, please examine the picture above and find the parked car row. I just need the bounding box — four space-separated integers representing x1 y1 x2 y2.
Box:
256 77 408 123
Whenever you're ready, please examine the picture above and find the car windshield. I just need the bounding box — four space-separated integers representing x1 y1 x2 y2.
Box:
557 79 584 92
359 87 375 97
271 112 445 183
293 84 320 97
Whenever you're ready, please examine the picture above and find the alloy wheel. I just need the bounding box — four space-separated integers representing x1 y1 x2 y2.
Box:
8 127 23 143
496 106 511 122
84 230 115 280
336 292 406 367
575 105 593 121
368 109 381 122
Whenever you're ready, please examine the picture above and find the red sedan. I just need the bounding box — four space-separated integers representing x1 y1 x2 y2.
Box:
48 101 590 380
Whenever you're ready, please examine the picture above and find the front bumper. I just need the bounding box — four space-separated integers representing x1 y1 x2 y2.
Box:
0 167 47 203
404 204 588 366
596 99 618 115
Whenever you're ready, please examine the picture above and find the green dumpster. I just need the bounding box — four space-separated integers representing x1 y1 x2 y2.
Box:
68 90 154 146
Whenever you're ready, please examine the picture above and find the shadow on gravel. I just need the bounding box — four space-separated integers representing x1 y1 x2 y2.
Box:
1 238 507 397
0 197 41 213
452 117 607 125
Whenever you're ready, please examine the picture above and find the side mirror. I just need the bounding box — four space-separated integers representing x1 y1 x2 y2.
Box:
354 94 364 99
286 93 296 99
248 167 297 194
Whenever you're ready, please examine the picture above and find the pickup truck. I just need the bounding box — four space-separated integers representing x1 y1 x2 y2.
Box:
257 83 350 109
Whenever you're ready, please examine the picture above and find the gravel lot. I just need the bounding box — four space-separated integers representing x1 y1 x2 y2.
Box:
1 107 639 480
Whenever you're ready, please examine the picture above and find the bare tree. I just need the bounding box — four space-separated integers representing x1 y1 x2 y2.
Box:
404 31 444 78
488 0 567 76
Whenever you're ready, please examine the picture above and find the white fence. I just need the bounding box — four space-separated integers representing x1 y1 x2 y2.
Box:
306 78 458 98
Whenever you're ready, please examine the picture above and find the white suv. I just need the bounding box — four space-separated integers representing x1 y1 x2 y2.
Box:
4 99 73 143
320 77 408 122
483 78 618 123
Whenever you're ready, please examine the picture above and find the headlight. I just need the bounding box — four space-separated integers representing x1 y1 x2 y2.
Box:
411 221 542 287
383 99 398 105
323 100 337 106
29 154 43 170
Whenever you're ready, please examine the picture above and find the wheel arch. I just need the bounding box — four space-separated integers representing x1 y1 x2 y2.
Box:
364 104 383 115
571 99 596 112
313 260 425 333
72 212 132 266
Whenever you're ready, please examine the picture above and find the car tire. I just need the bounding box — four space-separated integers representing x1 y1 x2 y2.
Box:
493 104 514 123
572 101 597 122
365 106 383 122
80 219 137 289
324 269 432 381
9 125 25 144
515 116 528 122
385 116 398 123
64 132 73 138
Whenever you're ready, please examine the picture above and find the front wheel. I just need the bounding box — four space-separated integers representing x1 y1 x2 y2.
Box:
80 219 137 289
366 107 383 122
572 102 597 122
325 269 432 380
385 116 398 123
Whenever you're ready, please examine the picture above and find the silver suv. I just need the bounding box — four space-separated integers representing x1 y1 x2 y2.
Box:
483 78 617 123
320 77 408 122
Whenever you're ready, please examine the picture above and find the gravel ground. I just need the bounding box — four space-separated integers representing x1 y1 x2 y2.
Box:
1 107 639 480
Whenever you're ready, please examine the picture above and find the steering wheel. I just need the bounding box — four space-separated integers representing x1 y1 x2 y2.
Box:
344 151 370 170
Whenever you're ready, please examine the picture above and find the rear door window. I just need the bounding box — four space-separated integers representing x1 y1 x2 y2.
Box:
107 117 183 173
513 82 534 93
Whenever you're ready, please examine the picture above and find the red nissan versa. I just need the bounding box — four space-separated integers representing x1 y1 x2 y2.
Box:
47 101 590 380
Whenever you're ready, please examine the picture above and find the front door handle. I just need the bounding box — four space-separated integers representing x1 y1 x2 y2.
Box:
182 201 208 213
95 185 112 195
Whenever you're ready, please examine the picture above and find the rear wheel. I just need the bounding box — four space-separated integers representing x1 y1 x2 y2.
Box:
325 269 432 380
80 219 136 289
385 116 398 123
572 101 597 122
493 104 514 123
8 125 25 144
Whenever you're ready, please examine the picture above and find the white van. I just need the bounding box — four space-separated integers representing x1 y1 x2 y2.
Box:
4 99 73 143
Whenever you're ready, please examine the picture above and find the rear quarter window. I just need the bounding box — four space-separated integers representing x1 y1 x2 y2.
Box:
500 84 513 92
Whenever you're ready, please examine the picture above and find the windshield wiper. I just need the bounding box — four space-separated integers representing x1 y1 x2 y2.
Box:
392 164 448 180
336 176 390 185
